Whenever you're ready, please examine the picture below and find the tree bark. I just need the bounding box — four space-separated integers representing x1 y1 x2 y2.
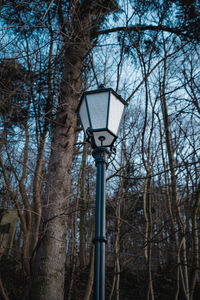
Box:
29 35 88 300
29 61 80 299
79 142 87 268
0 278 9 300
84 243 95 300
68 194 79 300
190 183 200 300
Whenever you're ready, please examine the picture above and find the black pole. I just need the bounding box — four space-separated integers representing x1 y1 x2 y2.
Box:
93 147 110 300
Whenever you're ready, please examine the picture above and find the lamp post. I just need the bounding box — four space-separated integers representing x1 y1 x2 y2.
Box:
77 85 127 300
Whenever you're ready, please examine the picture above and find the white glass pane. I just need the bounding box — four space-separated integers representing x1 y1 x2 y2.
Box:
93 131 115 147
86 92 108 129
108 94 124 135
79 99 90 134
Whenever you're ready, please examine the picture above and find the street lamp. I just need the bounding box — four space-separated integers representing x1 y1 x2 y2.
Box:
77 85 127 300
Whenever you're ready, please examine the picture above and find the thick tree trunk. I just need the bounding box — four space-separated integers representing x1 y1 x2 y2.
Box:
29 44 85 300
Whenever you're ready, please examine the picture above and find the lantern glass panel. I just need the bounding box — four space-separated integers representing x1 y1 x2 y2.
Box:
79 98 90 134
108 93 124 135
93 131 115 147
86 92 109 129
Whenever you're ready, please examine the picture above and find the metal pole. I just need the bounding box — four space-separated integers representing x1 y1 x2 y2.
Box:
93 147 109 300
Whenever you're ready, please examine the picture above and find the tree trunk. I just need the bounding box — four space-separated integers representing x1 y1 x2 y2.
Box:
29 1 118 298
29 42 87 300
79 142 87 268
161 53 189 300
189 183 200 300
68 195 79 300
0 278 9 300
84 243 95 300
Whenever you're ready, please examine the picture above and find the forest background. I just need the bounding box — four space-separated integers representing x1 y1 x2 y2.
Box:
0 1 200 299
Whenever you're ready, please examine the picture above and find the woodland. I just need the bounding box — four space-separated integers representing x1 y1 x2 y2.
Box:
0 0 200 299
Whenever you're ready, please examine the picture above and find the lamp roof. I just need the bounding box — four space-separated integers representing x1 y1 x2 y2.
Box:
76 86 127 113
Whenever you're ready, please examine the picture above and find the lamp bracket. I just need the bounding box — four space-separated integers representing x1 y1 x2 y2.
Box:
86 127 96 148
